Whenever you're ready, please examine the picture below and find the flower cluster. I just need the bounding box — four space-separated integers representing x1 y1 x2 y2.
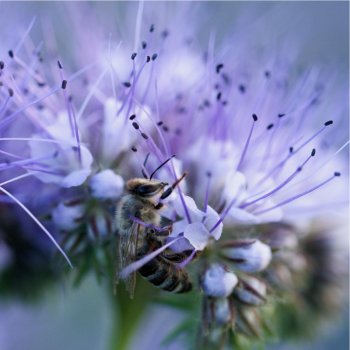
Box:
0 3 347 349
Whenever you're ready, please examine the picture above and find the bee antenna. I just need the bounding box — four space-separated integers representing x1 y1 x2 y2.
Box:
149 155 176 180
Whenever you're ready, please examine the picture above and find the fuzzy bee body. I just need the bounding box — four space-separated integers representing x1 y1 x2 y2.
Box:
115 176 192 296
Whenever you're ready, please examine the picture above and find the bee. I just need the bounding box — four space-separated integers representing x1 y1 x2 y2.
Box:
115 156 192 297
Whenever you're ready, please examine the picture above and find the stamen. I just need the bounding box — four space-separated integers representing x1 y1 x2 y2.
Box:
237 114 258 171
254 172 341 215
253 122 333 188
0 62 97 129
241 148 316 208
57 60 81 163
133 1 144 52
76 67 109 120
0 172 33 186
203 171 212 213
0 185 73 267
14 17 36 55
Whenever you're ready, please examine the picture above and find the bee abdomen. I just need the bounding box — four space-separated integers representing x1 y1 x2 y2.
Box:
139 258 192 293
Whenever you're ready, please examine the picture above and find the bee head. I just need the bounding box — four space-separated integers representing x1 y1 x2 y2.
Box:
127 178 168 198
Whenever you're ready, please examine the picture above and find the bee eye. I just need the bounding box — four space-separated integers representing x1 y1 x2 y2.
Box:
136 184 157 195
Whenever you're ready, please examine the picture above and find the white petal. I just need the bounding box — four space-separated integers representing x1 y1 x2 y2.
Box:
183 222 210 251
225 207 261 225
62 169 91 187
204 205 223 240
173 194 203 222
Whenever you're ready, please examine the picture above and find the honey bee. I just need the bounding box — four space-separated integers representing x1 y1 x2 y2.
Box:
115 156 192 297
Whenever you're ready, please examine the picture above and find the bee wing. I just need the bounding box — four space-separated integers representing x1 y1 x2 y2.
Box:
115 222 141 298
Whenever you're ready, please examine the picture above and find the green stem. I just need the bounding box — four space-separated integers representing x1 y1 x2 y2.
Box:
109 279 156 350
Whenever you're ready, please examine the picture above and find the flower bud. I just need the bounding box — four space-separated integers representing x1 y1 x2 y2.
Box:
234 276 267 306
220 239 272 273
52 202 85 231
202 263 238 298
214 298 233 326
89 169 124 200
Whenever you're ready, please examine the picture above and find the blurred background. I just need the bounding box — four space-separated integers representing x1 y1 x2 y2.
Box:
0 1 348 350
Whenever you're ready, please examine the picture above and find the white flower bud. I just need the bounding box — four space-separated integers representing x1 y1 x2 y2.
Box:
214 298 232 326
89 169 124 200
202 263 238 298
221 239 272 273
234 276 267 306
52 202 85 231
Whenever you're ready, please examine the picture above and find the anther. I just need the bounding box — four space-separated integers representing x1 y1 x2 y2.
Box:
131 146 137 152
264 70 271 78
129 114 136 120
252 114 258 122
157 121 163 126
161 30 169 38
142 41 147 49
146 56 151 63
8 50 14 58
289 147 294 153
334 172 341 177
267 123 274 130
151 53 158 61
216 63 224 74
131 52 137 60
61 80 67 89
278 113 285 118
203 99 211 108
8 88 13 97
216 92 222 101
238 84 246 93
57 60 63 69
141 132 149 140
324 120 333 126
132 122 139 130
311 148 316 157
149 24 155 32
123 82 131 87
0 61 4 70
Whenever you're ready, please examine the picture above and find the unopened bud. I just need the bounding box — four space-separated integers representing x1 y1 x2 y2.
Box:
89 169 124 200
52 202 85 231
234 276 267 306
220 239 272 273
202 263 238 298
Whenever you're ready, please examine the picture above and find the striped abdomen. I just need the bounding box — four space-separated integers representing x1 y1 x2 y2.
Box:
137 237 192 293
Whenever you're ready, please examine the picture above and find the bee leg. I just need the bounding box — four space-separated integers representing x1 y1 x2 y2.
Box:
154 202 164 210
